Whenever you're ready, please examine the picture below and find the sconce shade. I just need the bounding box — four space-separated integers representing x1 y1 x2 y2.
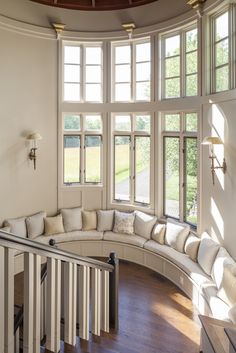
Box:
201 136 223 145
27 132 42 141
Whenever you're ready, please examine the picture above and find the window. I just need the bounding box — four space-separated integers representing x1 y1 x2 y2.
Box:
113 114 152 205
161 26 198 99
63 43 102 102
63 114 102 185
211 10 230 92
163 112 198 226
112 39 151 102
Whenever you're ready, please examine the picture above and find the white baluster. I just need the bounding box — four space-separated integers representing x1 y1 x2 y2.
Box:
101 270 109 333
64 262 77 346
4 248 15 353
23 253 34 353
55 260 61 352
33 255 41 353
46 257 56 352
79 266 90 341
0 246 5 353
40 277 46 341
91 268 101 336
14 328 20 353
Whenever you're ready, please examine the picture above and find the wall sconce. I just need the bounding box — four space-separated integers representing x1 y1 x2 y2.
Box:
122 23 136 39
27 133 42 170
202 136 227 185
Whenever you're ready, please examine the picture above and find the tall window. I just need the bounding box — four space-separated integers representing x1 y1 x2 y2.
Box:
112 39 151 102
63 114 102 185
113 114 151 205
163 112 198 226
161 26 198 99
63 43 102 102
211 10 230 92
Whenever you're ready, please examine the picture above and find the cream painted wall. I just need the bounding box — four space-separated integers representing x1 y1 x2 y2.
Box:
0 28 58 224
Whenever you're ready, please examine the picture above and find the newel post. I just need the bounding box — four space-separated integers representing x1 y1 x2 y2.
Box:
107 252 119 332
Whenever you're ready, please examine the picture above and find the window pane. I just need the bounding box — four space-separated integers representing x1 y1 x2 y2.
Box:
136 42 150 62
85 47 101 65
64 136 80 183
115 83 131 101
165 35 180 57
64 64 80 83
135 115 150 133
85 135 101 183
164 137 179 218
216 39 229 67
165 78 180 98
64 115 81 131
185 138 198 225
115 115 131 131
136 82 150 101
216 66 229 92
85 115 102 131
64 46 80 64
186 74 198 96
114 136 130 201
115 65 131 83
165 56 180 78
115 45 131 64
186 51 197 74
185 113 198 132
135 137 150 204
215 12 228 41
85 66 101 83
85 84 101 101
186 28 198 52
64 83 80 101
136 62 150 81
164 114 180 131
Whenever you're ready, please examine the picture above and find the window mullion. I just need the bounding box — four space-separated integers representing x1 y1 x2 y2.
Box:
132 43 135 102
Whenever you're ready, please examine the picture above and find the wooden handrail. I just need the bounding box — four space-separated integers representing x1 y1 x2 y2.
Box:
0 231 113 272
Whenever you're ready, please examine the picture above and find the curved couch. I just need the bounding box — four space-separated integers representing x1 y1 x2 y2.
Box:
2 208 236 324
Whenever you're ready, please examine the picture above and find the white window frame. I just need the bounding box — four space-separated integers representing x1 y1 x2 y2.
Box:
62 41 103 103
160 24 199 100
162 111 198 227
111 37 151 102
62 113 103 186
111 113 153 208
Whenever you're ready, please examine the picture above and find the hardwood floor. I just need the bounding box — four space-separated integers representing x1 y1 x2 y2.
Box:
15 260 201 353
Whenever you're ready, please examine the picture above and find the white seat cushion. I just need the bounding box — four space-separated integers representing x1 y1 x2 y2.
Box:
144 240 212 288
134 211 157 240
35 230 103 244
202 284 231 321
104 231 146 248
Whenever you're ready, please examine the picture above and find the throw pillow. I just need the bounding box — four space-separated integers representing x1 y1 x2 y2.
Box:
134 211 157 240
0 226 10 232
184 234 200 262
152 223 166 244
165 220 190 253
61 207 82 232
82 210 97 231
4 216 27 238
211 247 235 288
44 215 64 236
26 211 46 239
97 210 114 232
197 232 220 276
229 303 236 324
217 264 236 307
113 210 135 235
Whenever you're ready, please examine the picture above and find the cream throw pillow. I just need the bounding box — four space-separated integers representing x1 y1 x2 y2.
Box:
152 223 166 244
113 211 135 235
97 210 114 231
26 211 46 239
61 207 82 232
184 234 200 262
4 216 27 238
44 215 64 236
165 220 190 253
197 233 220 275
82 210 97 231
134 211 157 240
217 264 236 307
211 247 235 288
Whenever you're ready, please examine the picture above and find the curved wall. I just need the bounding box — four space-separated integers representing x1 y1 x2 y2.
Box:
0 0 236 260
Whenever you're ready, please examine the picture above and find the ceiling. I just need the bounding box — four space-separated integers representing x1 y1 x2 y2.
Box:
30 0 159 11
